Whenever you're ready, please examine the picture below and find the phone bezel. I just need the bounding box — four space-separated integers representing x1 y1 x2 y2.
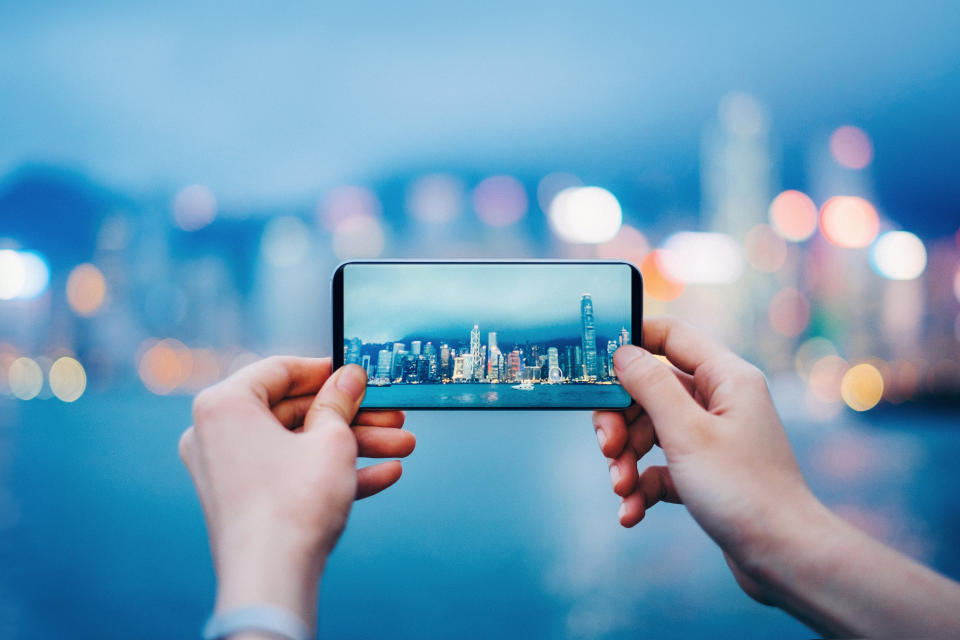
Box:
331 259 643 410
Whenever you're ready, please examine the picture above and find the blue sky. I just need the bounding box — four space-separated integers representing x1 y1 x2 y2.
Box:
2 2 960 233
342 262 632 344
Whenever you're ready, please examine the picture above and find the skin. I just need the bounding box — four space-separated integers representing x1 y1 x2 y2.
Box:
179 357 414 638
594 316 960 637
181 319 960 638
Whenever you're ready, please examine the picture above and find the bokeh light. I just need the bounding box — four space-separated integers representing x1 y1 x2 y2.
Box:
261 216 311 267
954 266 960 303
841 363 884 411
743 224 787 272
406 174 464 223
318 186 381 231
0 249 26 299
548 186 622 244
870 231 927 280
830 125 873 170
537 172 582 213
661 232 743 284
9 356 43 400
472 175 527 227
66 263 107 316
49 356 87 402
794 337 837 380
138 338 192 395
768 287 810 337
182 348 221 392
640 250 685 302
819 196 879 248
332 215 385 259
808 354 849 403
769 190 818 242
173 185 217 231
595 224 649 267
16 251 51 300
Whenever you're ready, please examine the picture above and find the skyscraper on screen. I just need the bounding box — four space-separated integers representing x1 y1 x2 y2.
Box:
580 294 597 379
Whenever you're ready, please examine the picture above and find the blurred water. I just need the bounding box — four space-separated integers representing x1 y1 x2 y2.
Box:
1 392 958 639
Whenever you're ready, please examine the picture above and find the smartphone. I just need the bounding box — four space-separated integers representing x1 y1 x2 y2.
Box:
332 260 642 410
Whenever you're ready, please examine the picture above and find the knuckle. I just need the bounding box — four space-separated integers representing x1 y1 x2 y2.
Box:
177 428 195 465
191 388 221 423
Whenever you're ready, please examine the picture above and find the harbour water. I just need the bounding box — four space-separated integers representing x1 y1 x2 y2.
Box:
2 392 959 639
362 381 632 408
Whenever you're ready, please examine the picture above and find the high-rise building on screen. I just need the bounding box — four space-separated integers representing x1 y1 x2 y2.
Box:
581 294 598 379
376 349 392 382
470 324 481 381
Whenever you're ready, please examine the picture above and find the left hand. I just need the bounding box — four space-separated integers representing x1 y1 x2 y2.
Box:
178 357 415 628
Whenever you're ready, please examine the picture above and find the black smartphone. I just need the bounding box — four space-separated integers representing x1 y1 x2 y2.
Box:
331 260 643 410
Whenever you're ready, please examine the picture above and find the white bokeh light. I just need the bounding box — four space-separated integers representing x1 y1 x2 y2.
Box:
660 232 743 284
548 186 622 244
0 249 26 300
870 231 927 280
16 251 51 300
173 185 217 231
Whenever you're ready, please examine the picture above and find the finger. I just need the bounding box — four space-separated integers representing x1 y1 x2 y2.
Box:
613 346 705 453
592 410 628 458
640 316 732 376
354 426 416 458
304 364 368 433
272 395 314 429
229 356 333 405
609 447 638 497
617 465 680 528
353 410 406 429
356 460 403 499
626 412 657 459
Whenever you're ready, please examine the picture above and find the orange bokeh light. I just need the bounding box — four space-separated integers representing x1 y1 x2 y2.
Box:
138 338 193 395
640 250 685 302
819 196 879 248
66 263 107 316
769 190 818 242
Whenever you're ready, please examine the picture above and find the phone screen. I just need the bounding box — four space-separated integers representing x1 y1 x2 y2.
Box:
333 261 641 409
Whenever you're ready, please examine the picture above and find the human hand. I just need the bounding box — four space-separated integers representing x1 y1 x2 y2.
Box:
592 317 824 604
179 357 415 628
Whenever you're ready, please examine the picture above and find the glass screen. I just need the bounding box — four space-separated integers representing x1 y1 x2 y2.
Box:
341 262 633 408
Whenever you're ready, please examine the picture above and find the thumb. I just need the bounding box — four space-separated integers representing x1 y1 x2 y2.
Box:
614 345 704 453
304 364 367 433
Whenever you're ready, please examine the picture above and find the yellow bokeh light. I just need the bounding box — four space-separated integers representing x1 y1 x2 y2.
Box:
840 363 884 411
66 263 107 316
49 356 87 402
9 357 43 400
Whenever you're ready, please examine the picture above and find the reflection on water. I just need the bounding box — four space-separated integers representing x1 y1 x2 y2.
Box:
1 392 958 639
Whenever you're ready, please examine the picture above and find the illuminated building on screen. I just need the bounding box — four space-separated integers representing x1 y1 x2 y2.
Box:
581 294 597 379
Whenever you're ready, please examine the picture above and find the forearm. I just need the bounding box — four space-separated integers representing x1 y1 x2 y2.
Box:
756 501 960 637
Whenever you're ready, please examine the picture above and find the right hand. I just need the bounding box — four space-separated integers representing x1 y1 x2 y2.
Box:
592 317 826 604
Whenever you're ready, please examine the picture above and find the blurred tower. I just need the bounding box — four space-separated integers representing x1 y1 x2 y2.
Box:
580 294 597 379
360 354 371 378
411 340 422 355
345 337 362 365
700 92 777 359
424 341 438 380
618 327 630 347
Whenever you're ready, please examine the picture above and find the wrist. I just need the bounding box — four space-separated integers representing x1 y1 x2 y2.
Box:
213 524 328 627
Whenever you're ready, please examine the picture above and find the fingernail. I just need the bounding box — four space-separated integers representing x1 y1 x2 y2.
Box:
609 462 620 486
618 501 627 521
613 345 645 371
336 365 367 398
595 427 607 449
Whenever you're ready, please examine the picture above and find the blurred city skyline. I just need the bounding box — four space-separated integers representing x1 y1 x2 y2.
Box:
2 3 960 236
